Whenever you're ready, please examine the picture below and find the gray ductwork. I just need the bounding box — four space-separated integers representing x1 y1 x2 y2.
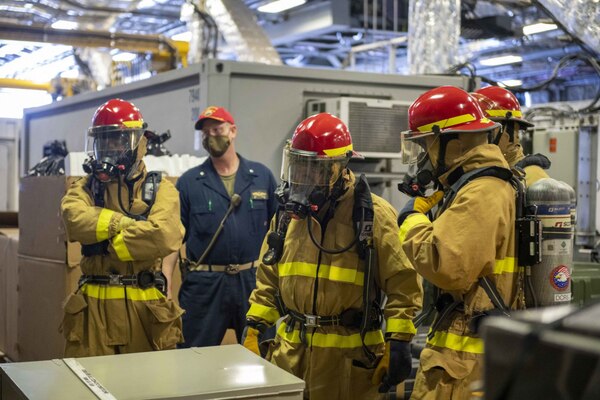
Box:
535 0 600 55
205 0 282 65
407 0 461 74
181 1 206 65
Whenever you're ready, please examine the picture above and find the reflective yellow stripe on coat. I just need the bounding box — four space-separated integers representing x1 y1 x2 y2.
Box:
247 303 280 324
427 330 484 354
95 208 114 242
277 322 384 348
81 284 164 301
112 232 133 261
279 262 363 286
494 257 516 274
399 213 430 243
386 318 417 335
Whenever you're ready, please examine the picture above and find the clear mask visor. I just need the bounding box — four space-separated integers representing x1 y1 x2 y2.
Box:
86 127 144 164
284 147 349 207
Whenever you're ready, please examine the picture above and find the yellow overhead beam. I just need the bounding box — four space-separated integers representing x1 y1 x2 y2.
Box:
0 21 188 66
0 78 52 92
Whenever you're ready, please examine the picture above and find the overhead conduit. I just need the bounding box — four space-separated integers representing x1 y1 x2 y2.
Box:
0 21 189 69
534 0 600 56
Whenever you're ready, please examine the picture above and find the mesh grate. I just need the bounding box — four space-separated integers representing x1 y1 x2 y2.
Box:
347 102 408 154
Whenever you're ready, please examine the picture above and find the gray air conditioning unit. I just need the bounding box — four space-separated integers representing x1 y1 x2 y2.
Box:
306 97 411 158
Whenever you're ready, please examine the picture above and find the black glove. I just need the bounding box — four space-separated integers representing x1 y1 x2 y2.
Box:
372 340 413 393
515 153 551 170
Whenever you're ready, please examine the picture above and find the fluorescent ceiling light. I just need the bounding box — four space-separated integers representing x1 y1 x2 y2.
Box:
137 0 156 9
479 55 523 66
499 79 522 87
60 69 80 79
523 22 558 36
112 52 137 62
180 2 195 19
171 31 192 42
258 0 306 13
51 20 78 30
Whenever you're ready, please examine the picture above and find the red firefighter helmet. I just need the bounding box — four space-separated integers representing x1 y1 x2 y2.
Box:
290 112 362 158
86 99 147 168
284 113 360 188
470 92 498 116
402 86 499 164
475 86 533 127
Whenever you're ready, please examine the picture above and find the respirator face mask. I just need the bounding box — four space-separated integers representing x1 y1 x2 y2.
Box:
85 129 144 182
282 147 348 219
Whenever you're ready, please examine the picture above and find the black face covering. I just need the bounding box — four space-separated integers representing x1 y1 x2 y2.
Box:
285 174 347 219
416 155 435 186
285 184 330 219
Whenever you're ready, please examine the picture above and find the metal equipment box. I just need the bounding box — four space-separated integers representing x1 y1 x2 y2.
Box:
305 97 412 158
0 345 305 400
571 262 600 307
482 305 600 400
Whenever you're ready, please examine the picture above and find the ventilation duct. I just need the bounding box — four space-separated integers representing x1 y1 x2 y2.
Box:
205 0 281 65
407 0 460 74
535 0 600 55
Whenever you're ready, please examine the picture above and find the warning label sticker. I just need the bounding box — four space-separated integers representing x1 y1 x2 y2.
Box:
554 293 572 302
543 239 571 256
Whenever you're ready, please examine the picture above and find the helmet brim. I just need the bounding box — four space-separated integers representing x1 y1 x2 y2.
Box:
446 119 501 133
406 119 500 136
351 150 364 159
489 116 534 128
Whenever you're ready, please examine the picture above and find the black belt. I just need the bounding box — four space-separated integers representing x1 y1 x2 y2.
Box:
287 308 380 345
287 308 378 330
79 271 166 292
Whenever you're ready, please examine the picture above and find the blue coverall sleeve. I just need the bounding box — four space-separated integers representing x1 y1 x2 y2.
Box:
176 179 191 242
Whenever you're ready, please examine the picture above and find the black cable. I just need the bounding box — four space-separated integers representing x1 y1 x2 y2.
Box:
189 3 212 57
116 169 152 220
190 1 219 58
476 54 600 113
306 207 363 254
446 62 478 92
510 55 600 93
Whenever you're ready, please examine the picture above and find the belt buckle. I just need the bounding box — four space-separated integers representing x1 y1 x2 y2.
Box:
304 314 320 328
108 274 121 286
225 264 240 275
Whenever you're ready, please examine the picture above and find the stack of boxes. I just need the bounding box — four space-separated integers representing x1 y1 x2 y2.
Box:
0 212 18 361
17 176 83 361
15 175 184 361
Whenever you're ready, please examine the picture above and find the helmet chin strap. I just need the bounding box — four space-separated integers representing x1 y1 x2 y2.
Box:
433 127 459 179
505 120 516 143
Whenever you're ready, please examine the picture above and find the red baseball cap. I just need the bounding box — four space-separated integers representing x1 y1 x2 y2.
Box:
195 106 235 130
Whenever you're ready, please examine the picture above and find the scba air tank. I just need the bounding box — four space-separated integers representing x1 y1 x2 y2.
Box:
526 178 574 306
559 181 577 230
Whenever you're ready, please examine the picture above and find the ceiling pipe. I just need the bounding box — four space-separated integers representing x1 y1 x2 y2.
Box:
59 0 181 19
0 21 188 69
0 78 51 92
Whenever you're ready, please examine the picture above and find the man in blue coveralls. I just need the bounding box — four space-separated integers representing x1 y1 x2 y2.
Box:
169 106 278 347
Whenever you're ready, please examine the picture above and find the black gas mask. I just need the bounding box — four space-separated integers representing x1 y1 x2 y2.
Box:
398 154 436 197
84 129 144 182
283 145 350 220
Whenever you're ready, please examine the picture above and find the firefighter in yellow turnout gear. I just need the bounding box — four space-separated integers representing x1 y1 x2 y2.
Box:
473 86 550 187
61 99 185 357
398 87 520 400
244 113 422 399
